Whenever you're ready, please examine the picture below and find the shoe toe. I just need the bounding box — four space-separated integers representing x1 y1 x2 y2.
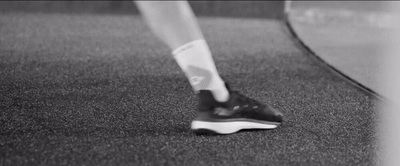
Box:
275 111 283 123
264 105 283 123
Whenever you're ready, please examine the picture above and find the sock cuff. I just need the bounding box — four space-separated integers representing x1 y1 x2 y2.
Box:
172 39 207 56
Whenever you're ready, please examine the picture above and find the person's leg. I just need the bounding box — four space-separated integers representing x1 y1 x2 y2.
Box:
135 1 283 134
135 1 229 102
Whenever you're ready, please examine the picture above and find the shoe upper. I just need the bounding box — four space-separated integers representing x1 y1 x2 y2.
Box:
197 87 283 123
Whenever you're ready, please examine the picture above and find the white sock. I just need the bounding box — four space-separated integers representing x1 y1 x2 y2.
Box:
172 39 229 102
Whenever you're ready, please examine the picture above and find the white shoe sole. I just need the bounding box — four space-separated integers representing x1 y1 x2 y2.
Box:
191 120 279 134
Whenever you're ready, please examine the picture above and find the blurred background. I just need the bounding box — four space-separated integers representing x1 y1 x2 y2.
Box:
287 1 399 99
0 0 396 98
0 1 284 19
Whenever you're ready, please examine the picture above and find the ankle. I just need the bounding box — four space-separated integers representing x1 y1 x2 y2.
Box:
211 88 229 102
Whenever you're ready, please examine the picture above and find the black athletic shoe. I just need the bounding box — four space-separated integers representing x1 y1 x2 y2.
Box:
191 84 283 134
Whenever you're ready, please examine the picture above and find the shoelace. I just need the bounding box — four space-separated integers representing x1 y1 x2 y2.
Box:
230 91 264 111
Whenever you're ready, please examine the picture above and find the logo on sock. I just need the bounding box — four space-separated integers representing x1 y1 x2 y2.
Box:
187 65 212 90
190 76 205 85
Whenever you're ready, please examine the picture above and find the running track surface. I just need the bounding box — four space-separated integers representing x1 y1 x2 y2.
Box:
0 13 378 165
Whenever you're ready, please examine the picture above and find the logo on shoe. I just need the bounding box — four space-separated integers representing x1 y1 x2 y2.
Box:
214 107 236 116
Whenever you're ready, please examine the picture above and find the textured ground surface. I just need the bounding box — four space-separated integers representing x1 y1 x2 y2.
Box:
0 13 378 166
